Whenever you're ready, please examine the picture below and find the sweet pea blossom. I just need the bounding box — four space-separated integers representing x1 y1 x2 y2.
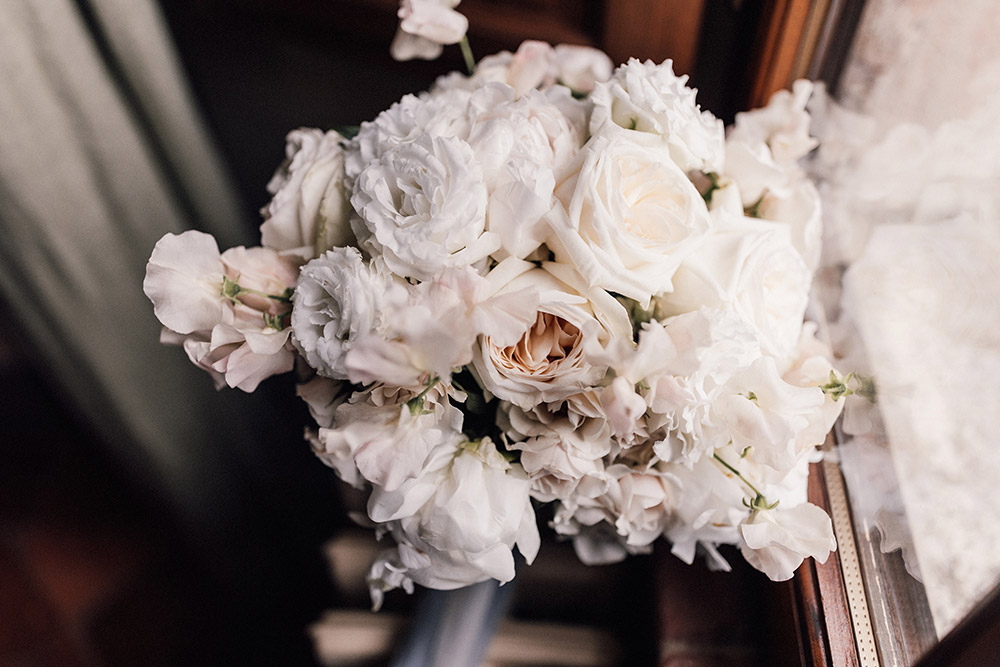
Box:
740 501 836 581
143 230 298 391
390 0 468 62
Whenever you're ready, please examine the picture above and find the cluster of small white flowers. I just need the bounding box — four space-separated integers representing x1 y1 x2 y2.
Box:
144 21 847 607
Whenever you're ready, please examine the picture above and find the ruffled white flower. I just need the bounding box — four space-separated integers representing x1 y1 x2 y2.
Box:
503 392 613 503
548 133 712 306
351 134 497 281
552 464 680 565
653 216 811 362
740 502 836 581
366 438 540 595
261 128 352 264
143 230 297 391
590 58 724 173
390 0 468 62
346 86 476 180
291 247 402 380
471 260 631 408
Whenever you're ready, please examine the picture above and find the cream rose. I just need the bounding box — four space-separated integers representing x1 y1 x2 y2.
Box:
471 260 631 408
547 133 711 305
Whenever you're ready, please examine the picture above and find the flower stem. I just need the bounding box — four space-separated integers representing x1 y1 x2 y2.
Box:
713 452 765 498
459 36 476 76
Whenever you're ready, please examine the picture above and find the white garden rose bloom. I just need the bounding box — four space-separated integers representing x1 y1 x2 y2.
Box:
653 216 811 362
351 134 498 281
548 133 711 306
390 0 468 62
466 86 587 259
471 260 631 408
740 502 836 581
261 128 352 264
367 438 540 591
590 58 724 173
143 230 298 392
291 247 402 380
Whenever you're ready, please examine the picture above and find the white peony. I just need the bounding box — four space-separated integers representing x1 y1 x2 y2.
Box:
312 385 464 491
143 230 298 392
366 438 540 594
548 133 711 306
390 0 468 62
466 86 587 259
590 58 724 173
351 134 497 281
261 128 353 264
291 247 402 380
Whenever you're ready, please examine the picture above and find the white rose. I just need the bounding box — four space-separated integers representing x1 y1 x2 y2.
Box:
143 231 297 391
653 216 811 361
261 128 352 264
351 134 498 281
548 133 711 306
740 502 836 581
390 0 468 62
590 58 724 173
471 260 631 408
291 247 402 380
368 438 540 590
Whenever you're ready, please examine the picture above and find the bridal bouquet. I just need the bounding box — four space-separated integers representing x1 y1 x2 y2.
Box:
144 6 848 608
